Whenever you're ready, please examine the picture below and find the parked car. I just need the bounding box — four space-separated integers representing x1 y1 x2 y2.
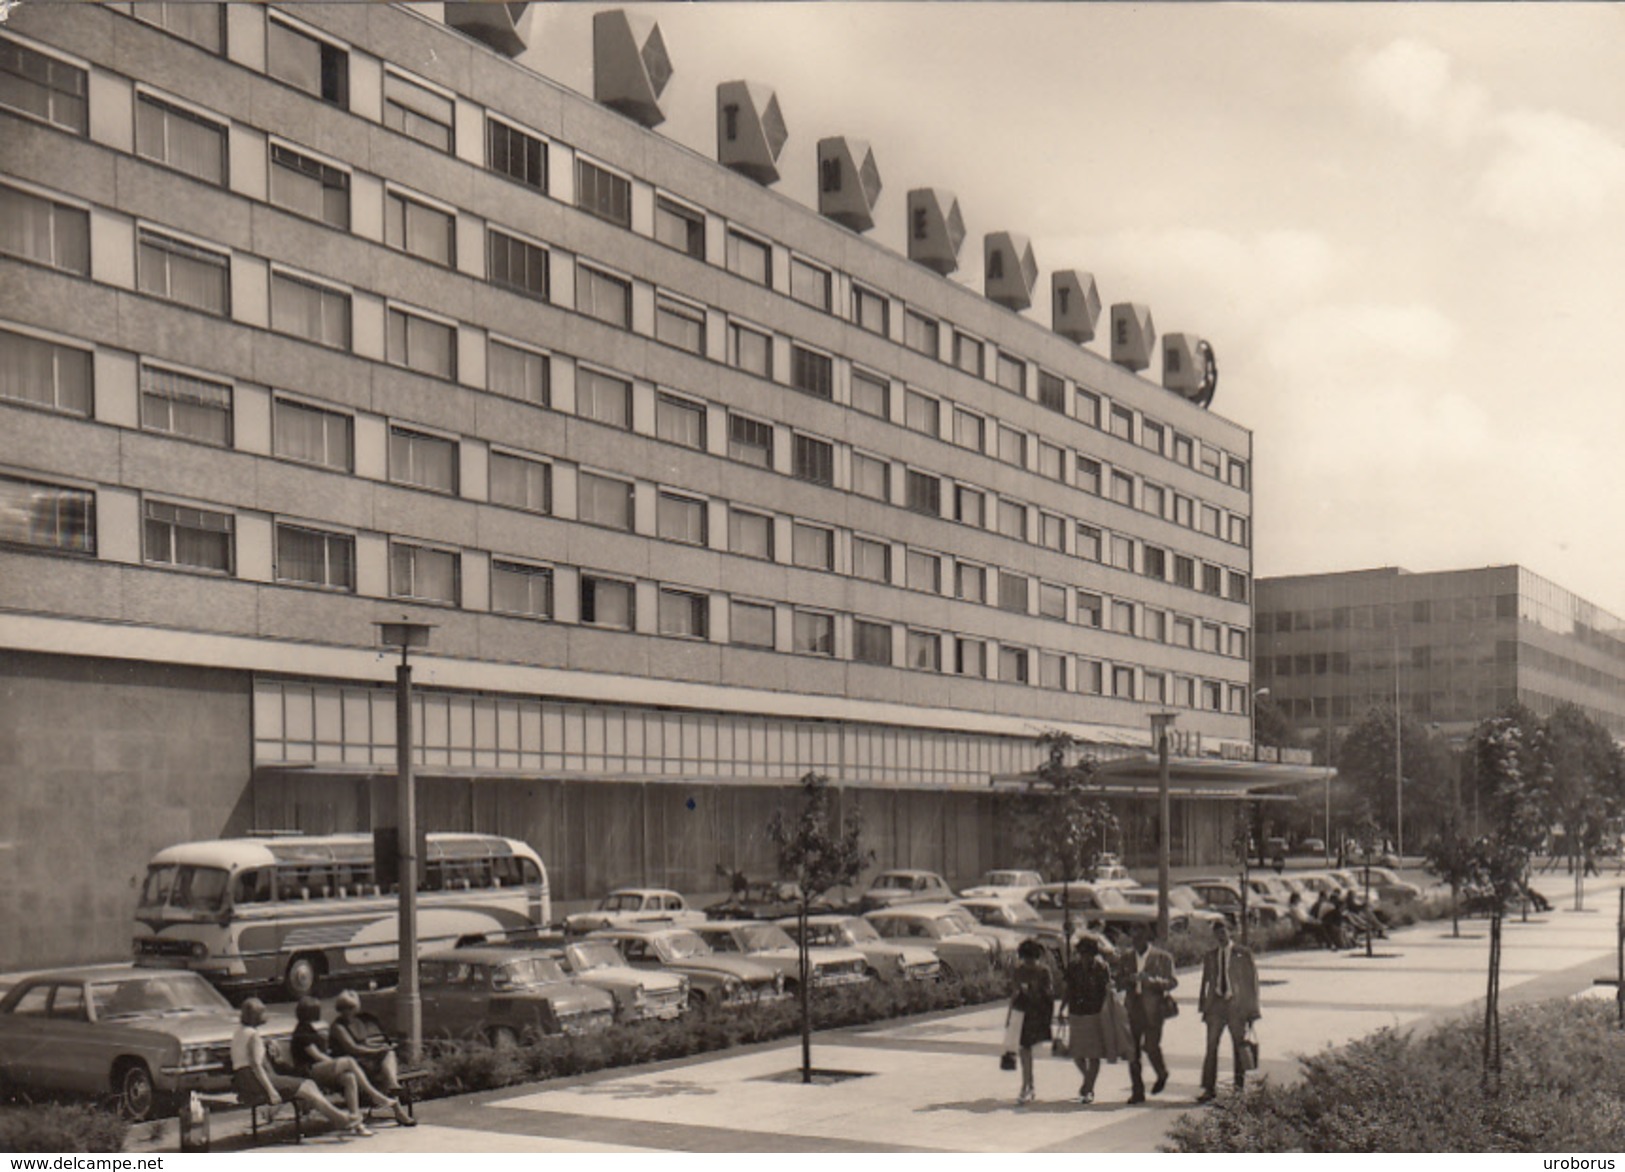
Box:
952 897 1066 964
539 938 688 1022
0 966 255 1120
1025 883 1192 943
1092 854 1137 886
588 926 787 1007
1349 866 1424 905
705 880 830 922
1184 877 1282 925
1115 885 1227 929
862 905 997 977
1299 837 1327 857
361 947 615 1048
563 888 704 934
958 869 1046 901
691 921 870 990
775 915 942 982
855 869 954 912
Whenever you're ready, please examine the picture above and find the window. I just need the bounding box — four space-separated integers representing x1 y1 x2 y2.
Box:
384 72 453 151
997 425 1027 467
1114 667 1137 699
793 610 834 656
267 17 347 106
953 409 984 452
132 3 223 53
1037 370 1065 412
489 451 551 513
906 549 940 593
729 508 773 560
1040 652 1065 690
488 339 549 405
1200 444 1223 478
1141 419 1165 455
655 296 705 354
0 327 91 415
139 365 230 446
273 397 351 470
1109 404 1134 441
730 600 775 648
997 499 1027 541
998 571 1028 614
995 352 1025 394
1202 563 1223 596
1111 600 1136 635
275 523 353 590
1110 470 1134 507
0 474 93 554
1075 524 1101 562
791 522 833 570
576 158 630 226
576 265 631 329
956 638 986 678
656 491 705 545
0 39 87 132
388 541 458 603
790 346 833 400
1229 515 1249 546
1038 441 1064 482
1228 571 1250 603
1040 512 1065 552
728 414 773 468
389 426 457 493
1076 457 1102 495
852 284 888 335
1110 534 1134 571
487 229 547 299
1144 672 1167 705
654 196 704 258
852 452 888 502
1142 545 1166 580
491 560 552 618
659 589 708 639
726 230 771 286
904 390 939 436
1077 592 1103 628
1202 681 1223 711
145 500 232 573
269 144 348 227
792 434 834 486
580 575 634 629
853 620 892 666
0 184 88 274
138 229 228 315
729 323 772 377
850 369 889 419
1200 504 1222 536
576 368 632 430
955 562 985 604
487 118 546 190
385 189 454 266
1229 628 1248 659
271 271 349 349
954 487 984 527
953 331 983 376
1039 582 1067 620
135 95 226 184
790 258 831 310
907 630 941 672
1173 617 1194 648
904 470 940 516
1075 388 1101 428
999 647 1029 685
852 536 890 583
655 393 705 450
1229 459 1249 490
904 311 938 358
578 472 634 531
1174 434 1194 466
387 307 456 379
1078 659 1104 694
1174 555 1196 589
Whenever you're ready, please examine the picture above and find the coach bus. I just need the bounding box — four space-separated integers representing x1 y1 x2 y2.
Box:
132 832 550 999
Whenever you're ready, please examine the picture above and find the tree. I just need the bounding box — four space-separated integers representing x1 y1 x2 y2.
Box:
1422 813 1476 938
1335 706 1455 851
1253 693 1300 750
766 771 873 1084
1541 703 1624 910
1019 731 1120 958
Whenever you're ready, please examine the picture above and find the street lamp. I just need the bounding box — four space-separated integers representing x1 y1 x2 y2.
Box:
375 618 434 1064
1149 711 1177 943
1250 687 1270 762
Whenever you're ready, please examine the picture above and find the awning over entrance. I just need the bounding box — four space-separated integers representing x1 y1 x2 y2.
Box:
992 756 1331 803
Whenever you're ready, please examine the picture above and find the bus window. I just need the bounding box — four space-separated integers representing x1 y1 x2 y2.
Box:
519 858 543 888
492 857 521 888
171 866 230 913
464 859 493 889
139 866 178 910
423 862 444 892
232 868 274 905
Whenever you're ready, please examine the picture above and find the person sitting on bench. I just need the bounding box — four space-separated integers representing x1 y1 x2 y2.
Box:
231 998 361 1136
291 997 414 1129
329 990 406 1097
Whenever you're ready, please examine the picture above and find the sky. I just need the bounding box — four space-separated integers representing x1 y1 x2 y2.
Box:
507 3 1625 620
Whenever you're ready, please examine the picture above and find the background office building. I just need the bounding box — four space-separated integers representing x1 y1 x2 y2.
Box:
0 2 1271 969
1255 566 1625 745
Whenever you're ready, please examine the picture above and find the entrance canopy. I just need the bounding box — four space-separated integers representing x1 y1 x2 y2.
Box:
992 756 1330 803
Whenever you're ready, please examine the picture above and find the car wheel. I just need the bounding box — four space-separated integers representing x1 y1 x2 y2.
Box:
114 1059 159 1122
284 953 325 1000
487 1025 520 1051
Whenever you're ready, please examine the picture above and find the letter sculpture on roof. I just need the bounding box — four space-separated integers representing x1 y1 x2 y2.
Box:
717 81 788 186
593 9 672 128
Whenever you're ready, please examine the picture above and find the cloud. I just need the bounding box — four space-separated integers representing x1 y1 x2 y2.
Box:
1346 38 1490 145
1265 302 1458 376
1471 109 1625 231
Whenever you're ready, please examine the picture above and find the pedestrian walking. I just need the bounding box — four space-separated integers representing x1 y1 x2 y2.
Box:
1006 938 1055 1105
1114 922 1176 1104
1196 919 1260 1103
1063 933 1130 1105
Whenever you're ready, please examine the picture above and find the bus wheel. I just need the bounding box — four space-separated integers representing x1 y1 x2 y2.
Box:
284 953 325 1000
113 1059 159 1121
487 1026 519 1051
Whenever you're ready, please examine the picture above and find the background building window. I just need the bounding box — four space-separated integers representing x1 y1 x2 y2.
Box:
849 370 887 419
0 328 91 415
852 285 888 334
578 471 634 531
728 414 773 468
1110 534 1135 571
953 331 983 376
145 500 232 573
384 72 452 151
576 158 629 226
729 508 773 559
852 536 889 583
576 368 631 429
135 95 225 184
1076 457 1102 495
657 491 706 545
1142 545 1167 580
905 470 940 516
1076 524 1102 562
489 451 551 513
998 571 1028 614
906 550 940 593
995 352 1024 394
726 230 771 286
275 523 353 590
488 340 549 405
1039 583 1067 620
1040 652 1065 689
655 393 705 449
956 562 985 603
999 647 1029 684
1078 658 1104 694
132 3 224 52
580 575 634 628
790 258 830 309
267 17 347 106
0 40 87 132
904 311 938 357
955 487 984 527
1077 591 1103 628
956 638 986 677
654 196 704 258
1037 370 1065 412
0 474 93 553
907 630 940 672
790 346 833 399
386 307 456 379
853 620 892 666
729 323 772 377
138 229 228 315
953 408 984 452
139 365 230 446
491 560 552 618
658 588 708 639
1111 600 1136 634
997 499 1027 541
793 610 834 656
852 452 888 502
487 119 545 190
575 265 630 329
386 189 453 266
731 600 774 648
271 272 349 348
273 397 351 470
1075 389 1101 428
0 184 88 274
389 426 457 493
269 144 348 227
1040 512 1064 552
792 434 834 486
390 542 458 604
791 522 833 570
904 390 939 436
1114 666 1137 699
487 229 547 299
655 296 705 354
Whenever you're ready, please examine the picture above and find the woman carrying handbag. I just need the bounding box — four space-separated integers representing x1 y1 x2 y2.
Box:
1005 939 1055 1105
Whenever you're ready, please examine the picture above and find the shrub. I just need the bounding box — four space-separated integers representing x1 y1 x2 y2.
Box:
1163 998 1625 1152
0 1103 130 1153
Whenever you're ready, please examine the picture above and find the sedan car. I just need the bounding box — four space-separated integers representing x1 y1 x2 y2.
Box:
590 926 788 1007
360 948 615 1047
854 869 954 912
563 888 704 934
1299 837 1328 857
1348 866 1424 905
692 921 870 990
958 869 1046 901
1184 877 1283 925
1025 883 1191 943
0 966 263 1120
775 914 941 982
541 939 688 1022
1115 885 1227 929
705 880 832 922
863 905 997 978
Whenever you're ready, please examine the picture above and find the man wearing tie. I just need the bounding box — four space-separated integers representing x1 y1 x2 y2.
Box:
1197 918 1260 1102
1115 921 1177 1104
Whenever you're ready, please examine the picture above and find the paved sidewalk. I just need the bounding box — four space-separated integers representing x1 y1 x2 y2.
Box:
129 876 1625 1154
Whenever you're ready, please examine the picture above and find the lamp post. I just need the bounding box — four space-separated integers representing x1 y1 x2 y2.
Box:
376 618 434 1065
1250 687 1269 761
1150 711 1177 943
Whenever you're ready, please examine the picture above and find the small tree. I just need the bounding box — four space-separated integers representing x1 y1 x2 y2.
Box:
1231 801 1255 945
766 771 873 1084
1350 811 1385 958
1423 814 1476 938
1020 731 1119 960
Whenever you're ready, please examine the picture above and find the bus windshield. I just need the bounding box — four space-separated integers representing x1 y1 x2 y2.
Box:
139 865 231 914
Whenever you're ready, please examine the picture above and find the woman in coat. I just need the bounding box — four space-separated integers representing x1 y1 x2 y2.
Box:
1009 938 1055 1105
1063 933 1130 1104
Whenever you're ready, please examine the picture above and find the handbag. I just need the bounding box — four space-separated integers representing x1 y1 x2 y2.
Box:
1161 992 1180 1019
1001 1005 1025 1057
999 1051 1018 1071
1241 1021 1260 1072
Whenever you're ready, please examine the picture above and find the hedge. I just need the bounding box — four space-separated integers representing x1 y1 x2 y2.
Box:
0 1103 130 1153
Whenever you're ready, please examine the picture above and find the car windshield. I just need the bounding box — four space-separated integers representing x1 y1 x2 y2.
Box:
138 864 231 914
89 972 231 1020
1120 890 1155 906
567 942 624 970
939 910 978 934
799 924 841 947
1167 888 1199 911
1096 888 1131 909
982 871 1022 886
843 919 881 943
656 931 712 960
497 957 566 988
736 925 794 952
873 874 913 890
599 893 646 911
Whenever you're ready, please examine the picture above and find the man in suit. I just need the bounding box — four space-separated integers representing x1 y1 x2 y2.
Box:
1197 918 1260 1102
1115 921 1178 1104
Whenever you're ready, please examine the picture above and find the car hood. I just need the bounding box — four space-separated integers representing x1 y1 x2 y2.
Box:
99 1008 244 1045
500 982 615 1014
960 886 1034 899
751 946 867 968
574 967 684 995
856 942 938 967
666 955 781 982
